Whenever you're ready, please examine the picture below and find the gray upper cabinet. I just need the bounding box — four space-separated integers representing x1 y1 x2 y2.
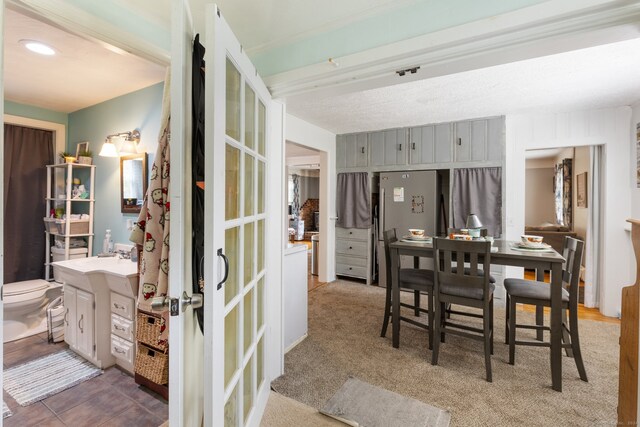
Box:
486 117 503 162
370 129 407 166
409 124 452 164
336 133 368 169
454 117 503 163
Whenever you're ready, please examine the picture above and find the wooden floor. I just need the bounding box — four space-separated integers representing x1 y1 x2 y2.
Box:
3 332 167 426
522 270 619 324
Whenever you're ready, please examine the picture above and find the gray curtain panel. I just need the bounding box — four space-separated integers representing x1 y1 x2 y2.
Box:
4 124 54 283
336 172 370 229
452 167 502 236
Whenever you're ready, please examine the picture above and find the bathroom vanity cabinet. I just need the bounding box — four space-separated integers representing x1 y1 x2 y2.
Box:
53 256 138 373
63 282 112 368
45 163 96 280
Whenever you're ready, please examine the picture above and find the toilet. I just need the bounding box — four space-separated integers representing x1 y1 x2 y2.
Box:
3 279 63 343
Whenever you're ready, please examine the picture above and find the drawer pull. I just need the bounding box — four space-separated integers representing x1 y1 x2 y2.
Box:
349 267 352 270
114 325 126 331
114 347 126 354
349 231 353 235
349 246 353 250
113 303 125 310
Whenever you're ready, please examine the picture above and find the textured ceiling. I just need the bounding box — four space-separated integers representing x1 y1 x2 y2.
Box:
286 38 640 134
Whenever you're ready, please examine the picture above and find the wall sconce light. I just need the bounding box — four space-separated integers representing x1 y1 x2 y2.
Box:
99 129 140 157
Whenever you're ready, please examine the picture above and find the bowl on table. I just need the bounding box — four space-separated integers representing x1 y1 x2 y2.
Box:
408 229 425 237
521 235 544 246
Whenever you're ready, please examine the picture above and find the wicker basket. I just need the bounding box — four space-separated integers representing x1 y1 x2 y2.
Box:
136 311 168 352
135 343 169 385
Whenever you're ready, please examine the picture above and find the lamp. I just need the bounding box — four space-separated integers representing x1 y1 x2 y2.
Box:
99 129 140 157
99 138 119 157
465 214 483 229
465 213 483 238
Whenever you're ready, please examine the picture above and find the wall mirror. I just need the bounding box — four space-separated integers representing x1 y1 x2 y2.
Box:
120 153 148 213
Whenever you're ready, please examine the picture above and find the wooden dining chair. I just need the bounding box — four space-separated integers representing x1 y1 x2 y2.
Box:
381 229 434 348
431 238 494 382
504 236 587 382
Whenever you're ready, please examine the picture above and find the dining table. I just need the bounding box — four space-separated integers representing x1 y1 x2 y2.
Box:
389 238 567 392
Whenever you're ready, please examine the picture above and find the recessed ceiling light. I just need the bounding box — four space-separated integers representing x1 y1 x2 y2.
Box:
19 39 55 56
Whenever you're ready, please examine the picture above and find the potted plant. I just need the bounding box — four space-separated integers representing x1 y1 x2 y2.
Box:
59 151 76 164
77 149 93 165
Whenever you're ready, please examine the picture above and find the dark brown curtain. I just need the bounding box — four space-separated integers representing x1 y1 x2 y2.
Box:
4 124 54 283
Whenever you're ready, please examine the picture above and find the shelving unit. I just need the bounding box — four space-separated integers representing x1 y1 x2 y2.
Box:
44 163 96 279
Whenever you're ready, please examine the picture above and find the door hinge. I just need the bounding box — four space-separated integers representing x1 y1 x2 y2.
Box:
93 301 96 310
93 344 96 352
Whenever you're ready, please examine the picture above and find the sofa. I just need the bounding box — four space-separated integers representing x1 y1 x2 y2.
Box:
524 225 578 254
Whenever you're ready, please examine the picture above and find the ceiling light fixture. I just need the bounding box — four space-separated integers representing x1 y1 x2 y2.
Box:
20 39 55 56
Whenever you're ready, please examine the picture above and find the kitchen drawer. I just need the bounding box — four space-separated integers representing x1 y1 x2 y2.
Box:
111 335 134 364
336 254 367 267
111 313 134 341
336 263 367 278
110 292 134 320
336 239 368 255
336 227 369 240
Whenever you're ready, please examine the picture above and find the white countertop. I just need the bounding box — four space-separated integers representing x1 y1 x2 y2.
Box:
285 243 308 256
51 255 138 278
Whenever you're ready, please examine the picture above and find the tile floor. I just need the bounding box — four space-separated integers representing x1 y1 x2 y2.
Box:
3 332 168 426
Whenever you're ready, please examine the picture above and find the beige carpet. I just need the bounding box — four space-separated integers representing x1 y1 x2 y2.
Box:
271 280 619 426
261 391 343 426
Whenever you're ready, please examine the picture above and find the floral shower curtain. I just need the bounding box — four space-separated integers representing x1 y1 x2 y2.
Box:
554 159 572 227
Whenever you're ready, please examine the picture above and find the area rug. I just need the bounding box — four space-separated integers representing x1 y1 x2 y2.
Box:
272 280 620 426
3 349 102 406
2 401 11 418
320 377 450 427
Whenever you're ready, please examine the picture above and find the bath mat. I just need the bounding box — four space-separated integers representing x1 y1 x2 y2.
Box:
3 349 102 406
320 377 451 427
2 401 12 418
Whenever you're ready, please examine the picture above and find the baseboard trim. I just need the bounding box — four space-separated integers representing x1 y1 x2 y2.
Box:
285 334 308 354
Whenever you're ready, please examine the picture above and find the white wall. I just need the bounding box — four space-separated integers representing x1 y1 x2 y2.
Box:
506 107 633 317
573 146 590 242
285 114 337 283
524 165 555 226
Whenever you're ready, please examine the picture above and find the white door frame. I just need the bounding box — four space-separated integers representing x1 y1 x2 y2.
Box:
0 4 6 426
2 115 65 154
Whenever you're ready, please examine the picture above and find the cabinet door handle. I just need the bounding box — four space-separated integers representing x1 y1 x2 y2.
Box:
64 308 69 326
458 137 462 146
78 314 84 333
412 142 416 150
361 147 365 154
398 143 402 151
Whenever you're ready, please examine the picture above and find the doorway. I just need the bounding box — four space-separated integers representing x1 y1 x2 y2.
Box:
2 6 168 425
524 146 603 311
285 142 323 291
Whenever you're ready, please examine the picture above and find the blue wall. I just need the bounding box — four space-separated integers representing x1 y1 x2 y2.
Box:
4 101 68 127
68 82 164 253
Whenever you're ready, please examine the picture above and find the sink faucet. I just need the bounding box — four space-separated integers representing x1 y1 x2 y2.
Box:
116 250 131 260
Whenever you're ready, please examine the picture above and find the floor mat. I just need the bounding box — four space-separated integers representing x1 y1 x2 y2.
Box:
3 349 102 406
320 377 450 427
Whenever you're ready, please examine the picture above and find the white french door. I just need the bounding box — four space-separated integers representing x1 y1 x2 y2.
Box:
203 5 273 426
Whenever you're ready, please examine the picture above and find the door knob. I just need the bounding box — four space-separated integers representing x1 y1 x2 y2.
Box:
181 291 203 312
151 296 170 311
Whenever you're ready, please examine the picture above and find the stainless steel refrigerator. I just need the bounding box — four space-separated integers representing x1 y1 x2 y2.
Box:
377 170 441 287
